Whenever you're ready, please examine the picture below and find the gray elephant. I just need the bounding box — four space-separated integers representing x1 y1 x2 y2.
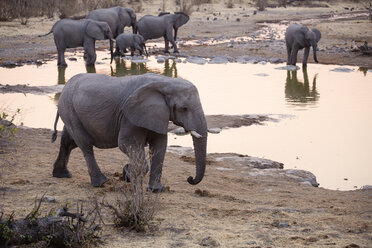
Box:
51 73 207 192
39 19 114 67
116 33 148 57
87 6 137 54
136 12 190 53
285 23 321 67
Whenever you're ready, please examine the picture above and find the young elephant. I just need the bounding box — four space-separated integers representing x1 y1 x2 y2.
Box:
285 23 321 67
115 33 148 56
39 19 114 67
51 73 208 192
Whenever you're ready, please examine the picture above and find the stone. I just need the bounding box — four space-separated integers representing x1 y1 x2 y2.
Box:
209 56 229 64
275 65 300 71
285 169 319 187
170 127 187 135
330 67 354 72
43 196 56 203
360 185 372 190
200 236 220 247
207 128 222 134
185 56 207 65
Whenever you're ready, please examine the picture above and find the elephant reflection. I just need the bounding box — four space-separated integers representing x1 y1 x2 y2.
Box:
285 68 319 105
111 58 178 77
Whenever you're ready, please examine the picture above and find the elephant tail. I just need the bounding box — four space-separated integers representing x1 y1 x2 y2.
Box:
51 111 59 143
38 30 53 37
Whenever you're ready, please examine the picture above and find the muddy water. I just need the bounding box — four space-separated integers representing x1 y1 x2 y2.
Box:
1 51 372 190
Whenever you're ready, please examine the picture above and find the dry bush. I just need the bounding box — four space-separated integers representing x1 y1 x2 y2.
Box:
0 195 102 247
255 0 267 10
175 0 195 15
226 0 234 8
102 146 160 232
58 0 80 18
0 0 15 21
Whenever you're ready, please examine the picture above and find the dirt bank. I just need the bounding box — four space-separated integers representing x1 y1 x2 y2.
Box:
1 127 372 247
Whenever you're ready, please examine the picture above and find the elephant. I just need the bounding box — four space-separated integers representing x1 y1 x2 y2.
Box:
136 12 190 53
87 6 137 54
116 33 148 57
285 23 321 67
39 19 114 67
51 73 208 192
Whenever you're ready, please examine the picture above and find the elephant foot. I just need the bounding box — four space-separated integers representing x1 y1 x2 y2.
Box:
147 183 165 193
173 50 179 54
53 168 72 178
90 174 108 187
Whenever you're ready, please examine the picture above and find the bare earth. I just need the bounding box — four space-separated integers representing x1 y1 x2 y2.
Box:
1 1 372 247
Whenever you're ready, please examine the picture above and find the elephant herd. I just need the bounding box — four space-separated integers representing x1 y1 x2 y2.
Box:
45 5 322 192
39 6 190 67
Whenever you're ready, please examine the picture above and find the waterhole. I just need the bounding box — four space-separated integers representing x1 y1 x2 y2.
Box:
1 50 371 190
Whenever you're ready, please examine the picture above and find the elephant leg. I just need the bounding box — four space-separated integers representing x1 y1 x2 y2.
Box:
53 126 77 178
81 146 108 187
290 44 299 65
84 40 96 66
57 47 67 67
302 47 310 67
286 42 291 65
130 47 135 56
148 133 167 193
163 35 170 54
167 33 178 53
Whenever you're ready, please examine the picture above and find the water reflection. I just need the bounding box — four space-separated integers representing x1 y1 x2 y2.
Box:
57 67 67 85
110 57 178 78
285 68 319 106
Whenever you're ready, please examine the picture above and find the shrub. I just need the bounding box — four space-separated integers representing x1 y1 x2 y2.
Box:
255 0 267 11
102 146 160 232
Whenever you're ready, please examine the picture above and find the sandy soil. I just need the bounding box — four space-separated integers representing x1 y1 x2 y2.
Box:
1 1 372 247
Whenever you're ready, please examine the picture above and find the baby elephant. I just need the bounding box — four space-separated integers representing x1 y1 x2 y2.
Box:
116 33 148 57
285 23 321 67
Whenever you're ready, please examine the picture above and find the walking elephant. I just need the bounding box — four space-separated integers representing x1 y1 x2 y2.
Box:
39 19 114 67
136 12 190 53
51 73 208 192
285 23 321 67
116 33 148 56
87 6 137 54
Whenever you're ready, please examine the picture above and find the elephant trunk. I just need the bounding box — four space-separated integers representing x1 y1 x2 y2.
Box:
109 39 114 64
187 128 208 185
312 43 318 63
144 44 149 57
132 23 137 34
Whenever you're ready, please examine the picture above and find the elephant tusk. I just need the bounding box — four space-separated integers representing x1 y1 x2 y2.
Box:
190 131 203 139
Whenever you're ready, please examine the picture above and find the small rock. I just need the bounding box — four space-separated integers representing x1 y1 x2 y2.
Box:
275 65 300 71
236 18 240 22
43 196 56 203
209 56 229 64
227 43 234 48
330 67 354 72
200 236 220 247
285 169 319 187
185 56 207 65
207 128 221 134
170 127 187 135
360 185 372 190
278 222 289 228
157 57 166 63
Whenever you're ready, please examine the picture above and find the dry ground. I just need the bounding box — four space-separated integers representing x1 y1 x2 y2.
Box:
1 1 372 247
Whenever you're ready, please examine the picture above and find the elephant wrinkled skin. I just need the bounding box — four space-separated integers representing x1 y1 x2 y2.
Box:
52 73 208 192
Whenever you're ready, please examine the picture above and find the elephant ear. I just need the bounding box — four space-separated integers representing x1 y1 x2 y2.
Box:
86 20 104 40
312 28 321 43
123 82 170 134
120 8 136 26
174 12 189 29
